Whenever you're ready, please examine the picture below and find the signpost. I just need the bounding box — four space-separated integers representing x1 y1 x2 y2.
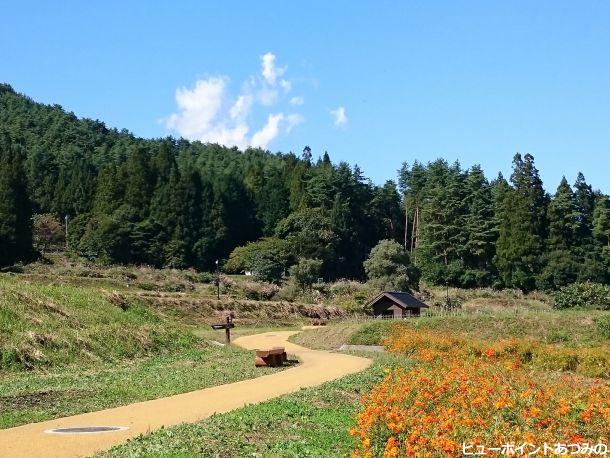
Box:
211 315 234 344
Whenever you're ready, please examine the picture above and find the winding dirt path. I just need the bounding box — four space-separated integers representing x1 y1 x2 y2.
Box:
0 330 371 457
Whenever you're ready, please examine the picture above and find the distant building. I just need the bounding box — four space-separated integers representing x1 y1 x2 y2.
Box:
365 291 429 318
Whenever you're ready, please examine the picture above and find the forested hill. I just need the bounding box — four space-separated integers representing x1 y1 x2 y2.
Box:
1 83 609 290
0 83 403 278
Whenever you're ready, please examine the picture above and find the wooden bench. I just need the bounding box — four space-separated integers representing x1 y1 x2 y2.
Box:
255 347 287 367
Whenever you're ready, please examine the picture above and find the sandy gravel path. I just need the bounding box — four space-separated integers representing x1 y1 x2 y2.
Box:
0 330 371 457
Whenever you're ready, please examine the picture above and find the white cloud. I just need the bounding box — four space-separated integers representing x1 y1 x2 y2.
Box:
330 106 348 127
261 52 285 86
289 96 304 106
165 77 250 145
286 113 305 133
251 113 284 148
165 53 303 149
257 86 278 106
229 94 253 120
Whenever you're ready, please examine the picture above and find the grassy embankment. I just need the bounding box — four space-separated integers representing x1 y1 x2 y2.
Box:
106 307 610 457
0 272 315 429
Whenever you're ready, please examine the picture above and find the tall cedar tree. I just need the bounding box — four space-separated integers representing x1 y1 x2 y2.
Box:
462 165 497 286
495 154 547 291
0 133 33 265
593 195 610 247
416 160 467 285
573 172 595 242
538 177 580 288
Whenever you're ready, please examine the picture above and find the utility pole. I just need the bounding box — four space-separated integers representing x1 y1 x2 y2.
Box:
215 259 220 300
64 215 69 250
404 203 408 250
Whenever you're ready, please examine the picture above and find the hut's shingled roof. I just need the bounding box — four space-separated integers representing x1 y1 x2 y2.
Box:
366 291 429 309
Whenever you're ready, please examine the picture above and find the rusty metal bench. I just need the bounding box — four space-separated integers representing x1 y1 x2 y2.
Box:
255 347 287 367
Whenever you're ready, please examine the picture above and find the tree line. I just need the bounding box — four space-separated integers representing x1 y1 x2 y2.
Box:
0 84 401 279
399 156 610 290
1 83 609 290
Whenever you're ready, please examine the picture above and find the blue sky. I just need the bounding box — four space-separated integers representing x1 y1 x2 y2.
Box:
2 1 609 192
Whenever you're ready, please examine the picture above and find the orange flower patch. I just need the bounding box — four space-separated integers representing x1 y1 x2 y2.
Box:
351 327 610 457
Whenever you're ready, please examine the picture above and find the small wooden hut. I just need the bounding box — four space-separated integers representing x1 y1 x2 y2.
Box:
365 291 428 318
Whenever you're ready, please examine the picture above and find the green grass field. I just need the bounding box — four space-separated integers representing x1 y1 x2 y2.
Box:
0 275 293 429
0 276 195 371
0 345 285 429
103 309 610 457
293 309 610 350
101 352 408 458
3 259 608 456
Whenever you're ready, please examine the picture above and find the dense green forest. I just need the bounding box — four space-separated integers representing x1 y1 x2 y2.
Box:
1 83 609 290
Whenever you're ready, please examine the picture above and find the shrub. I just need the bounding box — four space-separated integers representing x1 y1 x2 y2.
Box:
553 282 610 310
329 280 363 296
363 240 419 291
31 213 64 256
218 275 235 293
596 315 610 339
352 363 609 457
224 237 291 283
195 272 215 284
275 282 299 301
289 258 323 292
161 281 190 293
136 282 157 291
242 281 280 301
383 325 610 379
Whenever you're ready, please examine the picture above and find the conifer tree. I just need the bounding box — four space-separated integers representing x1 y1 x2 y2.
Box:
2 85 610 284
25 146 57 212
57 155 96 215
494 154 547 291
593 194 610 248
0 134 33 265
538 177 580 288
370 180 403 241
122 145 153 218
417 160 467 285
547 178 580 250
398 161 428 251
255 164 290 235
93 164 124 215
573 172 595 241
462 165 496 286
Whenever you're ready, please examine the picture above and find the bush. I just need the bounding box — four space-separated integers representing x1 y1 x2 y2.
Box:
596 315 610 339
242 281 280 301
31 213 64 256
275 282 299 301
553 282 610 310
224 237 291 284
219 275 235 293
289 258 323 292
193 272 215 284
329 280 363 296
363 240 419 291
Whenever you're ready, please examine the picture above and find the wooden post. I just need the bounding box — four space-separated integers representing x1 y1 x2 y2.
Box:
225 315 232 344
